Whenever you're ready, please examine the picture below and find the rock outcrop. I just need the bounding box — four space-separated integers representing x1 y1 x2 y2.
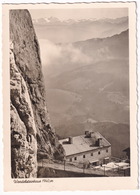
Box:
10 10 65 178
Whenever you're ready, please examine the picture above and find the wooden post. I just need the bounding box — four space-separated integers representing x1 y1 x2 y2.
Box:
117 166 119 176
64 160 66 171
104 166 105 176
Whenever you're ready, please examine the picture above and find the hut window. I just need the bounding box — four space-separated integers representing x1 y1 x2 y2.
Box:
91 153 93 156
83 155 85 158
74 157 77 161
106 149 108 153
98 151 101 155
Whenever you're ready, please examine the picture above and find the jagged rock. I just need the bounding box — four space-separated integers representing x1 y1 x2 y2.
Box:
10 10 65 178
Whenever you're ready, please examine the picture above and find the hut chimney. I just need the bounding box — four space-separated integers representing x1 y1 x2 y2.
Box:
85 131 89 136
85 131 92 138
97 138 102 146
69 136 73 144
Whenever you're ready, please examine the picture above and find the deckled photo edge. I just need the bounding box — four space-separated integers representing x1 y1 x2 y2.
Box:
2 2 137 191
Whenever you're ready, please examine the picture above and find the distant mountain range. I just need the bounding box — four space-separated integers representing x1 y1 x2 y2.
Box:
33 16 128 43
33 16 128 26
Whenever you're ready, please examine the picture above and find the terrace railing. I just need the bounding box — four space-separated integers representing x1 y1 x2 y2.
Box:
38 158 130 177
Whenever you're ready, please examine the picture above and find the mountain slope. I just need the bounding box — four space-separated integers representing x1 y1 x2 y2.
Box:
41 29 130 157
73 29 129 60
44 30 129 124
42 29 129 78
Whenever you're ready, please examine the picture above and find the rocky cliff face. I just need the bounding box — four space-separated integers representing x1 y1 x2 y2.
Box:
10 10 64 178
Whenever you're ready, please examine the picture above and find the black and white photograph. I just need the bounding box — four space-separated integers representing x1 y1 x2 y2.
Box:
2 2 137 191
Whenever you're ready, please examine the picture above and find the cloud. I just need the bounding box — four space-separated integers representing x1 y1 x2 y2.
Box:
38 39 62 66
38 39 92 71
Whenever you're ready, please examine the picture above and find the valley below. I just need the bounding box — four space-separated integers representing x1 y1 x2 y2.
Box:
33 16 130 159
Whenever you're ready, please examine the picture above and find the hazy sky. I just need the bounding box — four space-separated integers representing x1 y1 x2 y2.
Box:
29 8 128 20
